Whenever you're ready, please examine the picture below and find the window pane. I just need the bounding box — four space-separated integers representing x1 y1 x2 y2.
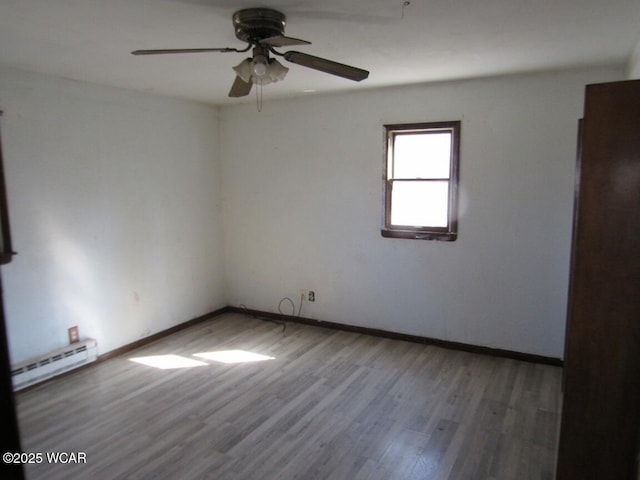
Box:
392 132 451 179
390 181 449 227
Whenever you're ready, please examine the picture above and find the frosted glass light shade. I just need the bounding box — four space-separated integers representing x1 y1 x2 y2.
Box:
268 59 289 82
232 57 289 85
232 58 253 83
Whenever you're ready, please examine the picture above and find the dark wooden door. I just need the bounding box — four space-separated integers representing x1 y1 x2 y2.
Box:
556 79 640 479
0 113 23 478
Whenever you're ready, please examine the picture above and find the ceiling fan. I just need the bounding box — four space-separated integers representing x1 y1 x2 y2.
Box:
132 8 370 98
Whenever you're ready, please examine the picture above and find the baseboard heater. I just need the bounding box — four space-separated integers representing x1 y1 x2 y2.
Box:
11 338 98 391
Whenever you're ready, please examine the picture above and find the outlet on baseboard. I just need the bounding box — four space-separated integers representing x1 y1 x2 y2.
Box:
68 326 80 344
299 289 316 302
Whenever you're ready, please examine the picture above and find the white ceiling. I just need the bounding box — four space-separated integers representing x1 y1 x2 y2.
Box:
0 0 638 106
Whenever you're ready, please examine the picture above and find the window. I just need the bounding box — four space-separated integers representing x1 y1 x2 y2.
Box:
382 121 460 241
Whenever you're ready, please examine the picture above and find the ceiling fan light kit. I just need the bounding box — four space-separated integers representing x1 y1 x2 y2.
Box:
132 7 369 99
233 45 290 86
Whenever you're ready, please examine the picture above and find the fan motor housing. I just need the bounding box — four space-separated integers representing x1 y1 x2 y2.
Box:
233 8 286 43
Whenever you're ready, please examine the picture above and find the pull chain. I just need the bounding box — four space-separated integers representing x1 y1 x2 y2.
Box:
401 1 411 19
255 81 263 112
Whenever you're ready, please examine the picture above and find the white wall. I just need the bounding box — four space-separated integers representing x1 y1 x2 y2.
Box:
627 37 640 78
0 64 625 365
220 66 622 359
0 68 225 364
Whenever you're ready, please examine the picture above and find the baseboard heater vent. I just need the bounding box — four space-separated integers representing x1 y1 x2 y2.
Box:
11 339 98 391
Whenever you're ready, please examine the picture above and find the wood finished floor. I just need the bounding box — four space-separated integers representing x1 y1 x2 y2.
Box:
16 313 562 480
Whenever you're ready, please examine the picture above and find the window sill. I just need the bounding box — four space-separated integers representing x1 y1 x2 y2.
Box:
381 229 457 241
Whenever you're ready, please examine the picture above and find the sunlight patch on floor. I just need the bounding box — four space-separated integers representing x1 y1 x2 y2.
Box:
129 354 208 370
194 350 275 364
129 350 275 369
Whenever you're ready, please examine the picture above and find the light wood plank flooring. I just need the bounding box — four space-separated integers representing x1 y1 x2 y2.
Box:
16 313 562 479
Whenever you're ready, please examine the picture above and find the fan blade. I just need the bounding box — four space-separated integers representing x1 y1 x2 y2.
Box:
260 35 311 47
283 51 369 82
131 47 238 55
228 76 253 97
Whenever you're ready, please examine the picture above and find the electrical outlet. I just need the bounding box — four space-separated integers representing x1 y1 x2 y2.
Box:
308 291 315 302
68 326 80 344
300 289 307 299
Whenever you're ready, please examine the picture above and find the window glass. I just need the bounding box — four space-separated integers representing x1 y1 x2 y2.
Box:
390 181 449 227
392 132 451 179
